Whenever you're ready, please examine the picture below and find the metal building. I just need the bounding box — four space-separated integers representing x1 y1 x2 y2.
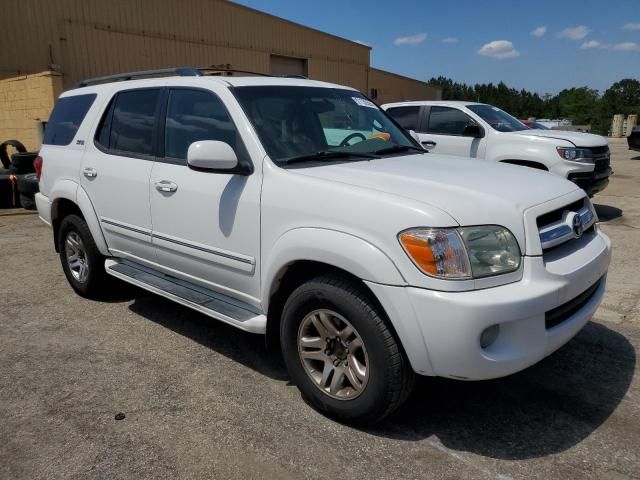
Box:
0 0 441 149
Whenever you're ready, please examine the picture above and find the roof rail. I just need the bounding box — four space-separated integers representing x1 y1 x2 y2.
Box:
74 67 201 88
73 66 307 89
198 67 274 77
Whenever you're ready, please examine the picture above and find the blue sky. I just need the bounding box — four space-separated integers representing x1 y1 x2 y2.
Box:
234 0 640 95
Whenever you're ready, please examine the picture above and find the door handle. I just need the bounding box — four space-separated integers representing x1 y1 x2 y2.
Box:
421 141 437 147
155 180 178 193
83 167 97 178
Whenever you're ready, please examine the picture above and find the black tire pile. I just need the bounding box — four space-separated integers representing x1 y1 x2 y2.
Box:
0 140 39 210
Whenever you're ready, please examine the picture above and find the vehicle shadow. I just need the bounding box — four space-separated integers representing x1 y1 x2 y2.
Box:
127 293 634 460
594 204 623 222
128 293 289 381
365 321 635 460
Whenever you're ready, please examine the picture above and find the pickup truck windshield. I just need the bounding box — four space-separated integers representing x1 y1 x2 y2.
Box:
467 104 528 132
234 86 416 163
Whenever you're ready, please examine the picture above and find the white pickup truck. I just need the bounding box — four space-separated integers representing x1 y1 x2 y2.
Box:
382 101 612 196
36 69 610 424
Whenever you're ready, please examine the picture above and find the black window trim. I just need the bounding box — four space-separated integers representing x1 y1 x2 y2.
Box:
424 105 484 138
93 86 163 162
156 86 254 175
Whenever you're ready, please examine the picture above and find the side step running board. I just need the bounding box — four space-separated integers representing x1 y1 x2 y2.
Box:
105 259 266 334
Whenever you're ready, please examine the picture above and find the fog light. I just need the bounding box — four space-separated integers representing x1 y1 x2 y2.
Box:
480 324 500 349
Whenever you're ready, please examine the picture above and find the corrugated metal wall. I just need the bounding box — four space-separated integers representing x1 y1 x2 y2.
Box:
1 0 371 90
368 68 442 105
0 0 438 103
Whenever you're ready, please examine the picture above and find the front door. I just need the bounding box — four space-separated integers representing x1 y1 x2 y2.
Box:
149 87 262 303
417 106 486 158
81 88 161 263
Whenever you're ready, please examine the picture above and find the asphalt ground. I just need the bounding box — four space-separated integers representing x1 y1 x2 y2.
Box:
0 138 638 480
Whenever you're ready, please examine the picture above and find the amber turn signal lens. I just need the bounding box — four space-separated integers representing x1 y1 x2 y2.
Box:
398 228 472 279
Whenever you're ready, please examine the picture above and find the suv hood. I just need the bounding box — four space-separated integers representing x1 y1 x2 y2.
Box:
510 129 607 147
291 153 580 250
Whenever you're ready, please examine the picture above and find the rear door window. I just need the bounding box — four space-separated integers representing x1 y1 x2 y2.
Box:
386 106 420 131
95 89 161 157
43 94 96 145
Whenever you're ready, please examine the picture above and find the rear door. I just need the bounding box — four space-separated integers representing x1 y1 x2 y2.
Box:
81 88 161 263
418 106 486 158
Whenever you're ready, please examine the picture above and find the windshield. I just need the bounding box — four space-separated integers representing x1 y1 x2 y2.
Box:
467 104 528 132
233 86 416 163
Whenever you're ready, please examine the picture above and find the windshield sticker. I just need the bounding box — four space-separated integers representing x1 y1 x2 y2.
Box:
352 97 377 109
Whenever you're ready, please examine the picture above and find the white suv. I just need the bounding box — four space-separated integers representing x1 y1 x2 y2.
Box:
35 68 611 424
382 101 612 196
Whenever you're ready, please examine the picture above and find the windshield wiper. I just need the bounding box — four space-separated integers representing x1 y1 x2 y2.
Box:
282 150 380 165
373 144 427 155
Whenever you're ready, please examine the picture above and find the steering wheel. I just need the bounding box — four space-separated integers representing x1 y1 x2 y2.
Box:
340 132 367 147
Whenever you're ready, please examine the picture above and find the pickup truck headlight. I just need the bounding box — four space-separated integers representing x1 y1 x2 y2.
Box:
556 147 593 163
398 226 521 279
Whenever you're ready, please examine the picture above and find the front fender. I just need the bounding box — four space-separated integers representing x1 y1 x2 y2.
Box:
262 227 406 301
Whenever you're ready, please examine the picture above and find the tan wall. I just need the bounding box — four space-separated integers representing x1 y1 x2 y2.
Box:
0 72 62 150
0 0 370 91
368 68 442 105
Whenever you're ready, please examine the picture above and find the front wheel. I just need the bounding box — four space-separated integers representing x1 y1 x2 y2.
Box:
280 275 414 424
58 214 108 298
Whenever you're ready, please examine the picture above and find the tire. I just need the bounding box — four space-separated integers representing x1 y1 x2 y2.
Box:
17 173 39 195
58 214 108 298
0 140 26 169
19 193 36 210
10 152 38 174
280 274 414 424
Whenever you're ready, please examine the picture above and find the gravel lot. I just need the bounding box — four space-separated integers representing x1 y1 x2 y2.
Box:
1 138 638 480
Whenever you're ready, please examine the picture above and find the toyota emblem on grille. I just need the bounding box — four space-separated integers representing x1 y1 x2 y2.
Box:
573 213 584 237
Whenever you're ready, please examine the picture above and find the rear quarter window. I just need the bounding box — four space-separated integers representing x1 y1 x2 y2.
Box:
43 94 97 146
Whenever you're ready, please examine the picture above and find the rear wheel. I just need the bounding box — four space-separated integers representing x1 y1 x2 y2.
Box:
280 275 414 424
58 215 108 298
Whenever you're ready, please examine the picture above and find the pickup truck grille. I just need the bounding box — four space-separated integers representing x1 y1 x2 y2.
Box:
537 198 596 251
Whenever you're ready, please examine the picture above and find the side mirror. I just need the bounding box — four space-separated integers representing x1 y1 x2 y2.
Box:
462 124 483 138
187 140 238 171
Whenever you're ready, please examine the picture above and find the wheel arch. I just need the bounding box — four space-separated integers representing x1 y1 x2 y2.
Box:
499 159 549 171
50 183 108 255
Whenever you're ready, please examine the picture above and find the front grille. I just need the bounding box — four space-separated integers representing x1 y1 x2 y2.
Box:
545 277 603 329
594 157 610 174
536 198 585 228
585 145 609 156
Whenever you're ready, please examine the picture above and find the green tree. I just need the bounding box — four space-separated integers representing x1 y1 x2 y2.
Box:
556 87 599 125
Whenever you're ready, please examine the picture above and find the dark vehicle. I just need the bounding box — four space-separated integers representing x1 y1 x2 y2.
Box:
521 120 550 130
629 126 640 152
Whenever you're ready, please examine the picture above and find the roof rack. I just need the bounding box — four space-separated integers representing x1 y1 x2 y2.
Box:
74 67 201 88
74 66 307 88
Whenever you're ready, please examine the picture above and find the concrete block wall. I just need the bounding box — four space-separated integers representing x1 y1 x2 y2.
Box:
0 71 62 151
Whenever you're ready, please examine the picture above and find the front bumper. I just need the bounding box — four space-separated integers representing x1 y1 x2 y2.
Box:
568 167 611 196
367 229 611 380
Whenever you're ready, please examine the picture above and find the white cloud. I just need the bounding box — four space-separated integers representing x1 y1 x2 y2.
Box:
530 26 547 37
394 32 427 46
557 25 591 40
581 40 602 49
623 23 640 30
613 42 640 52
441 37 458 43
477 40 520 59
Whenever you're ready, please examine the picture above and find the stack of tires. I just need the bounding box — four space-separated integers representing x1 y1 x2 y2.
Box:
0 140 39 210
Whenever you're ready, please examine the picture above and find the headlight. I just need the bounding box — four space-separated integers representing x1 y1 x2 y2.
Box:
457 225 521 277
398 226 521 280
556 147 593 163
